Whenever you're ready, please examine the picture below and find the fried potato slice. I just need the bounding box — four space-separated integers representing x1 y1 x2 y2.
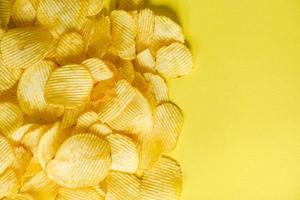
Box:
0 169 18 199
0 135 14 175
143 73 168 105
11 145 32 178
156 42 193 78
88 0 104 16
82 58 114 83
0 0 11 29
117 0 143 11
0 101 23 136
0 65 22 93
57 186 105 200
107 134 139 173
136 9 154 52
117 60 135 83
46 134 111 188
89 123 112 137
141 156 182 200
9 123 38 142
11 0 36 26
135 49 155 73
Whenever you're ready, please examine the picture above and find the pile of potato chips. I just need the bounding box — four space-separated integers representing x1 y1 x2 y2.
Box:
0 0 193 199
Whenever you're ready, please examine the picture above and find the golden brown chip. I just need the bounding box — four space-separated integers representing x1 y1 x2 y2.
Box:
11 145 32 178
143 73 169 104
82 58 114 83
17 60 64 120
135 49 155 73
21 156 42 185
141 156 182 200
55 31 85 65
117 0 143 11
89 123 112 137
156 42 193 78
57 186 105 200
20 171 59 200
46 134 111 188
9 123 38 142
136 9 154 52
61 104 86 129
90 79 116 107
0 65 22 93
117 59 135 83
0 0 11 29
151 16 185 52
0 27 53 69
76 110 99 130
45 64 93 108
11 0 36 26
11 193 34 200
88 0 104 16
0 101 23 136
107 134 138 173
0 169 18 199
106 171 141 200
111 10 137 60
0 135 14 175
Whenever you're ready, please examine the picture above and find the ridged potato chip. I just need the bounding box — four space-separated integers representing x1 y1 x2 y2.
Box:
88 0 104 16
11 0 36 26
144 73 169 105
9 123 38 142
46 134 111 188
156 42 193 78
0 169 18 199
0 101 23 136
45 64 93 108
11 145 32 178
0 135 14 175
117 0 143 11
17 60 64 120
111 10 137 60
117 59 135 83
107 134 139 173
136 9 154 52
9 193 34 200
55 31 85 65
61 105 86 129
151 16 184 52
90 79 116 107
21 156 42 184
37 0 89 35
141 156 182 200
0 65 22 93
82 58 114 83
0 27 53 69
20 171 59 200
135 49 156 73
0 0 10 29
89 123 112 137
57 186 105 200
106 171 141 200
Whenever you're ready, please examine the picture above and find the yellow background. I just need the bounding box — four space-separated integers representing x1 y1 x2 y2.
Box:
146 0 300 199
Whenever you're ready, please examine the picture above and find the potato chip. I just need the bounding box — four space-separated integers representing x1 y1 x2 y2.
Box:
55 31 85 65
0 0 10 29
0 101 23 136
117 0 143 11
11 193 34 200
111 10 137 60
136 9 154 52
36 0 89 35
156 42 193 78
11 0 36 26
18 60 64 120
117 59 135 83
38 122 69 168
61 105 86 129
88 0 104 16
135 49 156 73
89 123 112 137
57 186 105 200
82 58 114 83
46 134 111 188
20 171 59 200
98 80 136 123
21 156 42 184
79 17 95 53
9 123 38 142
143 73 169 104
88 15 111 58
76 111 99 130
0 169 18 199
106 171 141 200
11 145 32 178
0 27 53 69
151 16 184 52
90 79 116 110
107 89 153 134
107 134 138 173
0 65 22 93
0 135 14 175
45 64 93 108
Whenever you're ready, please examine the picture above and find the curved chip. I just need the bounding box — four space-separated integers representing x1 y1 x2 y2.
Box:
0 101 23 136
89 123 112 137
17 60 64 120
90 79 116 108
141 156 182 200
0 0 10 29
21 156 42 185
20 171 59 200
37 0 89 35
0 135 14 175
45 64 93 108
143 73 169 104
0 169 18 199
46 134 111 188
88 0 104 16
11 193 34 200
9 123 38 143
0 65 22 93
98 80 136 123
156 42 193 78
55 31 85 65
106 171 141 200
11 145 32 178
136 9 154 52
82 58 114 83
151 16 185 52
117 0 143 11
0 27 53 69
135 49 155 73
117 60 135 83
57 186 105 200
111 10 137 60
107 134 139 173
76 111 99 130
11 0 36 26
61 103 86 129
